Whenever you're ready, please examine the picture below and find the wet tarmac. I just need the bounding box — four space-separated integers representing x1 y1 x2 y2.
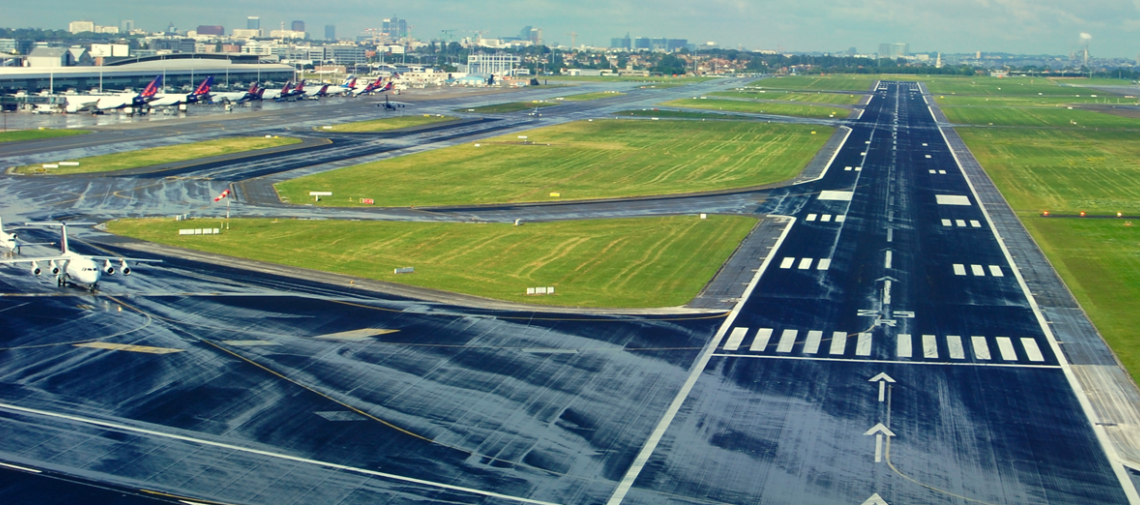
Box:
0 78 1136 504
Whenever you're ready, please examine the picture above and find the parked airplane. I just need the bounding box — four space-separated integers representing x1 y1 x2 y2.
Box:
0 222 161 291
303 83 331 99
209 82 259 103
258 82 292 101
148 76 214 108
64 75 164 113
322 77 357 97
280 80 307 100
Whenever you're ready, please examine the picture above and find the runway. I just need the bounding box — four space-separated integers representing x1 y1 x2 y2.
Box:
0 78 1137 504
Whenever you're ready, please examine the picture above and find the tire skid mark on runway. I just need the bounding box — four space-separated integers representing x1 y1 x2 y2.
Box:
0 303 153 352
885 436 1000 505
0 401 560 505
100 293 596 481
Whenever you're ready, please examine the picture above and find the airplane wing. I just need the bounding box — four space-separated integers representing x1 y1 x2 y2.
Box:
0 256 161 265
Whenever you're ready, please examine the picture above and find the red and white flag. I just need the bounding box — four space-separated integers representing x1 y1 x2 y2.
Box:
214 189 231 202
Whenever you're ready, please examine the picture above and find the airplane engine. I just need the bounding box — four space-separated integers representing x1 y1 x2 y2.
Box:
48 260 60 275
120 260 131 275
103 259 115 275
30 262 41 276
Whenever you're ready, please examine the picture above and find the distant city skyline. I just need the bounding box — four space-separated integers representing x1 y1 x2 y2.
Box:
4 0 1139 58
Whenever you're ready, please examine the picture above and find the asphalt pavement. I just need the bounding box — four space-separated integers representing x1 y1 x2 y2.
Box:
0 78 1136 504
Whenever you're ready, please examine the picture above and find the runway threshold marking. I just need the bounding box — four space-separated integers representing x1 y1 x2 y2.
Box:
0 402 558 505
74 342 184 354
708 353 1060 369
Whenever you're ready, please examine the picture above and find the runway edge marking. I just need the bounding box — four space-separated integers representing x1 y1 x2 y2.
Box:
930 87 1140 503
605 215 797 505
0 402 558 505
794 126 852 185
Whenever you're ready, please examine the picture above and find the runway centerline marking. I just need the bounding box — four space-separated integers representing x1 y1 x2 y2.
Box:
0 402 559 505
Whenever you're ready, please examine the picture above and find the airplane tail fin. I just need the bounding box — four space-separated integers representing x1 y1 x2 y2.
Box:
193 76 214 96
141 75 163 98
59 223 69 255
249 82 259 94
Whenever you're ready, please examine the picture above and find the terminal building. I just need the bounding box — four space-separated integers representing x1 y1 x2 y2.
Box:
0 54 295 101
467 53 522 76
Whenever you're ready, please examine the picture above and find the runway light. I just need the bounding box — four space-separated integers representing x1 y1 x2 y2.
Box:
1042 211 1049 216
1118 212 1123 218
1080 211 1086 217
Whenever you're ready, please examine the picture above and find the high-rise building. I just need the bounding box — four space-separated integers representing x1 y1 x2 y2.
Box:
68 21 95 34
247 16 260 30
633 37 651 50
325 25 335 40
878 42 909 59
382 18 408 39
196 25 225 36
120 20 134 32
291 20 305 32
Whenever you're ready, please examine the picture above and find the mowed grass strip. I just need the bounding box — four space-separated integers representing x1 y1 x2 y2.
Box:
614 110 743 119
748 75 879 91
460 102 560 113
0 129 90 143
957 128 1140 215
15 136 301 175
661 98 847 119
277 120 832 207
709 90 862 105
321 115 458 132
941 106 1140 128
107 215 757 308
558 91 624 101
1015 218 1140 377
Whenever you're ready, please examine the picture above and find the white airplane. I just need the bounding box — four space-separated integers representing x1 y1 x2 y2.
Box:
65 75 164 113
148 76 213 108
257 81 293 101
0 222 161 291
209 82 259 103
0 218 54 258
321 77 357 97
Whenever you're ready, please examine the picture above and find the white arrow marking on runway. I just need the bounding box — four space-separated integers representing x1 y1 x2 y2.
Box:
869 373 896 402
860 493 890 505
865 423 896 463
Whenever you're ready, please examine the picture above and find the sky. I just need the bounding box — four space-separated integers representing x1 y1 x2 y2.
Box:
6 0 1140 58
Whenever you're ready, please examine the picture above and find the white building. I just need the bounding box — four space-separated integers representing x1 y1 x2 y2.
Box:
231 29 262 39
90 44 130 58
467 53 521 76
270 29 307 40
68 21 95 34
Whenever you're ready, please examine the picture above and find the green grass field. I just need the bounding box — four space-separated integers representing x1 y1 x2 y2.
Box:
614 110 744 119
458 102 560 113
937 95 1138 108
748 75 879 91
957 129 1140 215
549 75 715 83
106 215 757 308
320 115 458 132
661 98 848 119
709 90 862 105
276 120 831 207
0 129 90 143
941 106 1140 128
1015 217 1140 376
924 76 1101 96
15 136 301 175
557 91 624 101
